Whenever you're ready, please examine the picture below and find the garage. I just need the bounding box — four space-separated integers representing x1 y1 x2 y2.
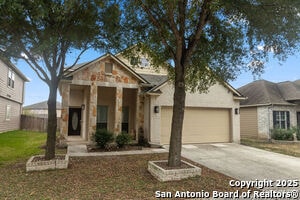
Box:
160 107 231 144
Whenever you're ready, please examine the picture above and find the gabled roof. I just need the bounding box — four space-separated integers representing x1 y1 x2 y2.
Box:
238 79 300 106
147 77 244 98
23 101 62 110
1 58 29 82
64 53 149 84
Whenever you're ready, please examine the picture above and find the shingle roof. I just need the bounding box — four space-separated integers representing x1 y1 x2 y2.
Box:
277 81 300 101
23 101 62 110
139 74 168 86
238 80 300 106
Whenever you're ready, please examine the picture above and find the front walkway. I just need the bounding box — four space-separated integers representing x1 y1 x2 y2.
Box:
67 144 167 157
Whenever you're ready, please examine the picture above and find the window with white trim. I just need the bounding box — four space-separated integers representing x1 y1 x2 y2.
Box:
273 111 290 129
8 69 15 88
6 105 11 121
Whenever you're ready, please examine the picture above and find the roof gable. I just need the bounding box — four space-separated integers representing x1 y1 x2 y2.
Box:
64 53 148 84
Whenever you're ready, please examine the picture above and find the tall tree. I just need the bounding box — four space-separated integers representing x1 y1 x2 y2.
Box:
121 0 300 166
0 0 121 160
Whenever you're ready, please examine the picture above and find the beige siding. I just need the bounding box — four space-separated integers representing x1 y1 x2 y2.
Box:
161 107 230 144
150 82 241 145
240 107 258 139
0 60 25 104
0 97 21 132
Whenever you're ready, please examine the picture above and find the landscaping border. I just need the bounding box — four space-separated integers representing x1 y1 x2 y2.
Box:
26 154 69 172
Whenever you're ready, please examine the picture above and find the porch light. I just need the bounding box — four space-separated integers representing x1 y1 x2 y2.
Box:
235 108 239 115
81 104 85 110
154 106 159 113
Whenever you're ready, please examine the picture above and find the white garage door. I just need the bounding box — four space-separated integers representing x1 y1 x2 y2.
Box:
161 107 231 144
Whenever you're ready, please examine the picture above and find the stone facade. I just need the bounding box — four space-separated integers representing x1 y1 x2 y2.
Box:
60 55 143 142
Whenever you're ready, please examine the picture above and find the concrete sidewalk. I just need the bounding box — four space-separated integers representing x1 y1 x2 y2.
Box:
67 144 167 157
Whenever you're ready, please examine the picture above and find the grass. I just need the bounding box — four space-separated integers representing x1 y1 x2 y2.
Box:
0 154 249 199
0 130 46 165
0 130 66 165
241 138 300 157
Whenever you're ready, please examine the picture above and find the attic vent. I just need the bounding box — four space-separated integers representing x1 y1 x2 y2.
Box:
105 63 113 74
140 57 149 68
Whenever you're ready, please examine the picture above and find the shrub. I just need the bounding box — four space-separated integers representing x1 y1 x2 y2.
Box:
94 129 114 148
271 129 294 141
116 132 131 148
293 127 300 140
138 135 150 147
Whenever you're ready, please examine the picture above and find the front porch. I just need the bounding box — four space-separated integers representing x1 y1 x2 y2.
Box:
60 84 143 143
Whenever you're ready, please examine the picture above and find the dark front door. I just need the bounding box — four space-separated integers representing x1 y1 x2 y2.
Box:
68 108 81 136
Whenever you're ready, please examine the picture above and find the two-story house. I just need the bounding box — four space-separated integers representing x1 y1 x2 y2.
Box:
0 58 29 132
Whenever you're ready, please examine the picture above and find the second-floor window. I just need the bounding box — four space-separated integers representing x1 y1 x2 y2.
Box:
8 69 15 88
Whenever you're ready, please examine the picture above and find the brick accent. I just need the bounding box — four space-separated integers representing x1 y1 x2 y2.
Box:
148 160 202 182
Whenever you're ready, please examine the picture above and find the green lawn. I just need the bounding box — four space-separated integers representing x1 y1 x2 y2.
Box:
0 130 46 165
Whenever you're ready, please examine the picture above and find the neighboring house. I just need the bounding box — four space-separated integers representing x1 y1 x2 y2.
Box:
23 101 62 118
0 58 29 133
59 52 244 145
238 79 300 139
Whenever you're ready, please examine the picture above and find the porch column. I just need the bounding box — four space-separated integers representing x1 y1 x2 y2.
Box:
88 82 98 140
114 87 123 133
136 88 145 140
60 83 70 138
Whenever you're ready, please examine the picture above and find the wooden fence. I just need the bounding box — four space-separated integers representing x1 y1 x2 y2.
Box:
21 115 61 132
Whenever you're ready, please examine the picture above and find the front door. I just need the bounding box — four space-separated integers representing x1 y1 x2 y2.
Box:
68 108 81 136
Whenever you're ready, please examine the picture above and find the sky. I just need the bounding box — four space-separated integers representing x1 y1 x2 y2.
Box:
16 50 300 106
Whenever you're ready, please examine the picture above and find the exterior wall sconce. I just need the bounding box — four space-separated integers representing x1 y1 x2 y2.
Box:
81 104 85 111
235 108 239 115
154 106 159 113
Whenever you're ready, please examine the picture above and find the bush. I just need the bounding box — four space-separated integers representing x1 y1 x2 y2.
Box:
138 135 150 147
94 129 114 148
116 132 131 148
293 127 300 140
271 129 294 141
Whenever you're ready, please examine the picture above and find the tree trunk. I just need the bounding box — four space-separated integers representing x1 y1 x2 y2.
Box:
45 82 58 160
168 63 186 167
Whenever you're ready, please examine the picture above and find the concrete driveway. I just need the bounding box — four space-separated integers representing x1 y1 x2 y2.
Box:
175 143 300 187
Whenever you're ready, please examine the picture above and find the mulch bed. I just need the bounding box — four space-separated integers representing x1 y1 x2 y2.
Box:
87 144 143 152
0 153 252 199
31 155 66 162
154 160 193 170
